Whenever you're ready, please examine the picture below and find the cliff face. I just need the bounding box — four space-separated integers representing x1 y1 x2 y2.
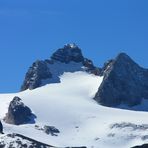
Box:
94 53 148 107
21 60 52 91
50 43 84 63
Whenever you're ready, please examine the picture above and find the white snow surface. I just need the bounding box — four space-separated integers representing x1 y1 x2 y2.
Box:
42 61 84 84
0 71 148 148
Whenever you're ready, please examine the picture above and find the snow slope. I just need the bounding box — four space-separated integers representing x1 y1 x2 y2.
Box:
0 71 148 148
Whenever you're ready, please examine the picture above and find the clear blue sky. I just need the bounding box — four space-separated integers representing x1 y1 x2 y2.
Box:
0 0 148 93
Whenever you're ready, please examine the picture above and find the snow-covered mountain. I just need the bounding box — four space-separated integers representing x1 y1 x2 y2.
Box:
0 44 148 148
21 44 99 91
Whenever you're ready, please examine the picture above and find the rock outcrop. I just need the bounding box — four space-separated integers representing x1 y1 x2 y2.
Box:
51 43 84 63
94 53 148 107
21 44 100 91
132 144 148 148
0 133 87 148
21 60 52 91
43 125 60 136
0 121 3 134
34 125 60 136
21 44 148 107
4 96 36 125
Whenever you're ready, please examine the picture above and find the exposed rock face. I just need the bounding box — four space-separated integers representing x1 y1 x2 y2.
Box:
83 58 101 75
43 125 60 136
4 96 36 125
21 45 148 107
21 44 100 91
21 60 52 91
94 53 148 107
0 121 3 134
51 43 84 63
132 144 148 148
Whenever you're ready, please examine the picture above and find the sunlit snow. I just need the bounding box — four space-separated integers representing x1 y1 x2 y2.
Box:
0 71 148 148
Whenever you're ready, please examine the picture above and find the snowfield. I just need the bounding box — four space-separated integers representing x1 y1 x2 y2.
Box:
0 71 148 148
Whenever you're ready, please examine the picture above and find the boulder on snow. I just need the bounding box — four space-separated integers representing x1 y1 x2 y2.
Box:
43 125 60 136
4 96 36 125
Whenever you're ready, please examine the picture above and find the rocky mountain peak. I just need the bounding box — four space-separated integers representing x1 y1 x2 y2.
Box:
115 52 140 67
50 43 84 63
116 52 130 59
94 53 148 107
101 52 141 76
21 44 100 91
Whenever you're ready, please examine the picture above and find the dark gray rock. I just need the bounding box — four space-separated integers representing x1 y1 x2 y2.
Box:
94 53 148 107
0 121 3 134
51 43 84 63
43 125 60 136
83 58 101 75
4 96 36 125
21 60 52 91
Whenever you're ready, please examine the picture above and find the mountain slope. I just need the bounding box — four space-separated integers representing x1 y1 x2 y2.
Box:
1 71 148 148
1 44 148 147
21 44 148 108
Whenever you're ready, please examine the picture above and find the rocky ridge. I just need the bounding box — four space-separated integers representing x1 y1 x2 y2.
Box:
21 44 99 91
21 44 148 107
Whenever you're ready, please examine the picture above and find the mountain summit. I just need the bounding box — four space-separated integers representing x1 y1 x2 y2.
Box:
21 44 148 108
21 44 99 91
